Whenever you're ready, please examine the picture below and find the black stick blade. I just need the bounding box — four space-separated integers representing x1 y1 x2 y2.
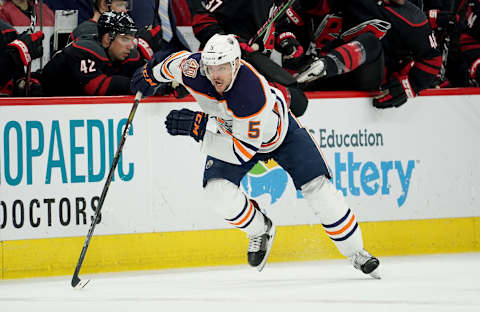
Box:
72 275 90 289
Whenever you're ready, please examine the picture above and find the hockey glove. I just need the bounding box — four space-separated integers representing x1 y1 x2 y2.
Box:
130 57 161 97
427 10 459 34
275 32 304 60
235 36 260 58
165 108 208 142
373 75 415 109
7 31 44 67
13 76 43 97
172 81 189 99
137 25 163 60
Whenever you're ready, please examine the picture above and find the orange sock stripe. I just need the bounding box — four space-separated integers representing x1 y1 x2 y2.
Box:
229 202 253 226
324 214 356 236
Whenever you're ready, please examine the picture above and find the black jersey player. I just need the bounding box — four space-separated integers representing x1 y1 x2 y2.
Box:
41 11 150 96
292 0 442 108
0 18 44 96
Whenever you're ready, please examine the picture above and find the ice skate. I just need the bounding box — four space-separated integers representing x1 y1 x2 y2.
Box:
247 215 276 272
296 57 326 83
349 249 381 279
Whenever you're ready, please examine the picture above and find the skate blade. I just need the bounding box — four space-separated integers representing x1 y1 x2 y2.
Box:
255 224 276 272
369 268 381 279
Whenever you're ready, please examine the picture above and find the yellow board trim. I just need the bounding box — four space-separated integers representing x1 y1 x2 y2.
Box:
2 217 479 279
1 240 4 280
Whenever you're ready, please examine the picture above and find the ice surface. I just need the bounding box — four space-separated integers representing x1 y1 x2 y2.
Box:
1 253 479 312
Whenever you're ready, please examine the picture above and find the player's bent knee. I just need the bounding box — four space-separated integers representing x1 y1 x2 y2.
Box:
355 32 382 63
204 178 246 218
301 175 349 223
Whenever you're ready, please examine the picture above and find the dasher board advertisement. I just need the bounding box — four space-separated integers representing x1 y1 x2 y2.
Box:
1 94 479 241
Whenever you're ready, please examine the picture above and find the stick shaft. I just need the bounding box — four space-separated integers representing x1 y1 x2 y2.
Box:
71 92 142 288
38 0 43 68
247 0 297 46
25 0 38 96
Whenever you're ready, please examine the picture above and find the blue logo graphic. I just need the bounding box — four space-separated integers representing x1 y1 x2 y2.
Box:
241 152 416 207
241 160 302 204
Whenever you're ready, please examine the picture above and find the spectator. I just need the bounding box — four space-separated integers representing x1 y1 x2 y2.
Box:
43 0 93 24
131 0 191 97
126 0 191 48
172 0 192 26
127 0 155 29
129 0 192 28
0 0 54 26
41 11 154 96
184 0 202 19
0 18 44 96
153 0 190 56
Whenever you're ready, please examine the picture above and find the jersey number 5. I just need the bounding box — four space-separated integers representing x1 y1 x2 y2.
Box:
248 121 260 139
80 60 96 73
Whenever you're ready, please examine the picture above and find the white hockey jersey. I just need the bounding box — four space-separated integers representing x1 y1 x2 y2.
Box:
153 51 289 165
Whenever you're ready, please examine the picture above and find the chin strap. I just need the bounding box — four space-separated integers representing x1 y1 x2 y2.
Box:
224 59 241 92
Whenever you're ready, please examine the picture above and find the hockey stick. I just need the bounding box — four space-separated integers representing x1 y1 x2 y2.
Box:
247 0 297 46
439 0 468 82
71 91 143 289
25 0 38 96
38 0 43 69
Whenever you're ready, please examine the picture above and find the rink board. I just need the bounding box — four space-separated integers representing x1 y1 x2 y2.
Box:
1 217 479 279
1 89 480 279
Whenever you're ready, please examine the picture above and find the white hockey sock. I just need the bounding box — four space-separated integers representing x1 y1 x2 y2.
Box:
204 179 266 237
225 198 266 236
301 176 364 257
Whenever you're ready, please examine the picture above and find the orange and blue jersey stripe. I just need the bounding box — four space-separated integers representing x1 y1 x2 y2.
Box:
232 137 258 164
261 89 287 149
159 51 189 81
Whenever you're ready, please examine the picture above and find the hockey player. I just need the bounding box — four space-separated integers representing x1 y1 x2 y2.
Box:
0 18 44 96
296 0 442 109
41 11 147 96
427 0 480 86
458 0 480 85
68 0 162 63
130 34 381 277
70 0 129 42
276 0 386 91
191 0 309 117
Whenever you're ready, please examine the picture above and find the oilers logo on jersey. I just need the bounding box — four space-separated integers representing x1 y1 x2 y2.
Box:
182 58 200 78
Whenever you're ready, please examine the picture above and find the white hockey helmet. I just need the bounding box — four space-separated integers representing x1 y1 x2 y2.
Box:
201 34 241 91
